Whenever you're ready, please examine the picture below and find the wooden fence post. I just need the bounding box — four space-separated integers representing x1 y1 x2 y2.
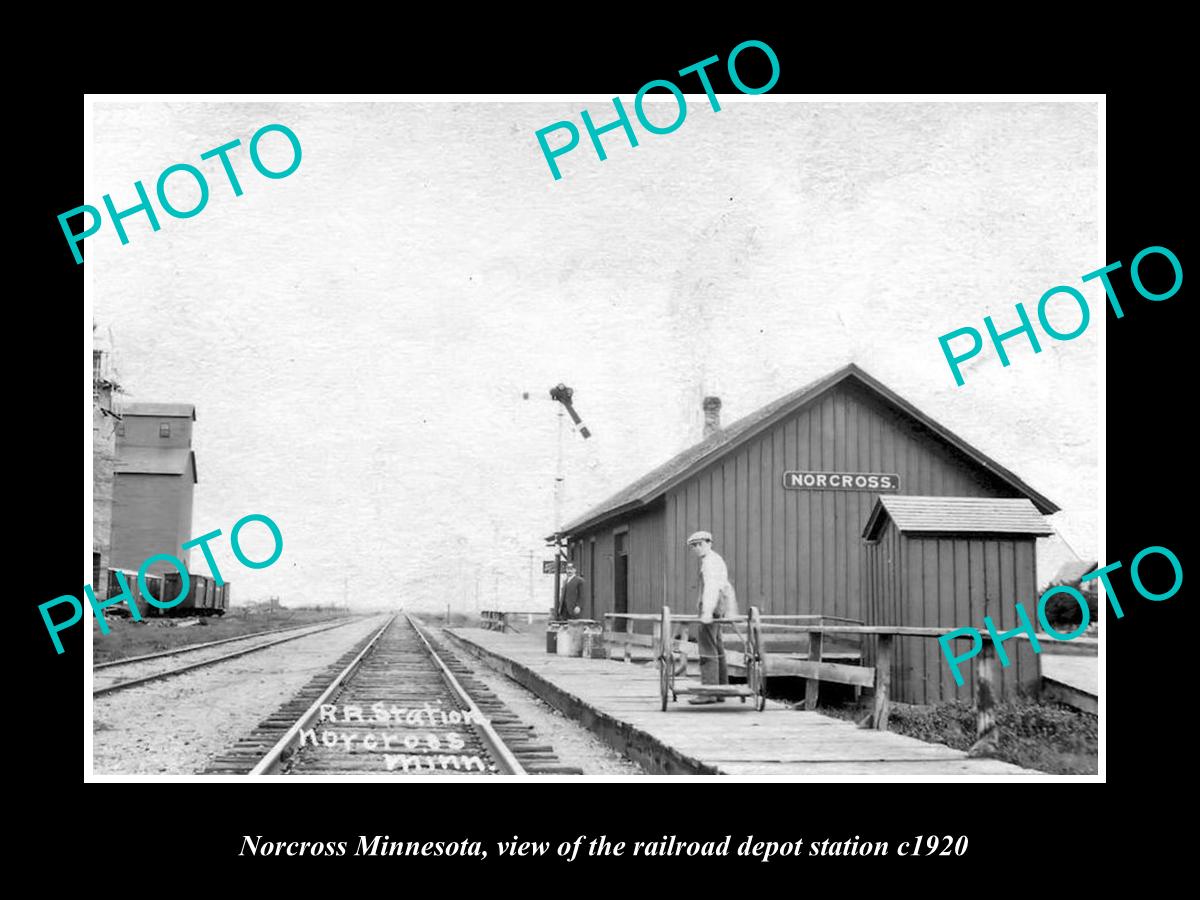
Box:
872 634 893 731
624 617 633 664
969 641 998 757
805 629 824 710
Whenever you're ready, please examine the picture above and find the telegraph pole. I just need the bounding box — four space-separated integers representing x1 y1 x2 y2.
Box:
553 404 565 616
529 383 592 621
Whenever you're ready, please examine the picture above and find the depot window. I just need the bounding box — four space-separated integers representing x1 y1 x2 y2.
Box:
160 422 171 438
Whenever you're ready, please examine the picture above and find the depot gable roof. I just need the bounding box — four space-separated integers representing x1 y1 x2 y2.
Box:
557 364 1058 538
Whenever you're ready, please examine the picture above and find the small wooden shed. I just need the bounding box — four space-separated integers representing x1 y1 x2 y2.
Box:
862 496 1053 705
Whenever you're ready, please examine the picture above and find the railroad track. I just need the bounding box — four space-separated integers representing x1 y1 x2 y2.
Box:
205 613 583 776
93 618 360 697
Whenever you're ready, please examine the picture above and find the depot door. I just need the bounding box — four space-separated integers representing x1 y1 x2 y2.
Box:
614 531 629 616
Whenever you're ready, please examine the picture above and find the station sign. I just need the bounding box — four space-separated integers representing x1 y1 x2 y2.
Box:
782 471 901 492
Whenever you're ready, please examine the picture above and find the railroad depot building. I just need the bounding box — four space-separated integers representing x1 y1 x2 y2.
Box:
110 402 199 576
557 364 1058 704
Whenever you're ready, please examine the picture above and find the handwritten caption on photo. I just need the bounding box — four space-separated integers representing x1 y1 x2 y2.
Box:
304 702 491 773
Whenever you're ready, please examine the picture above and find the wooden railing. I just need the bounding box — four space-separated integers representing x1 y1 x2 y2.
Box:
479 609 551 633
601 613 865 666
603 612 1097 749
761 623 1096 748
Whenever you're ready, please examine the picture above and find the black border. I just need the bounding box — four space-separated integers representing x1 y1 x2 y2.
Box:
26 28 1187 882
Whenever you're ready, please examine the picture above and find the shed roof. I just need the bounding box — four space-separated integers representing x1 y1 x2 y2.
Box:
122 402 196 420
862 496 1053 541
114 448 198 483
558 364 1058 538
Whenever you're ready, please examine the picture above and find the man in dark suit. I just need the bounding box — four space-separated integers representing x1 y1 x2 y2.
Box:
557 563 586 620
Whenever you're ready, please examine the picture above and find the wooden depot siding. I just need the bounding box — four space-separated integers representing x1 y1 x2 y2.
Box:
563 368 1055 707
659 379 1023 623
866 519 1040 705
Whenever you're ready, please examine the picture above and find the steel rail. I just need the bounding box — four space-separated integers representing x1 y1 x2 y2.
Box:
94 618 353 669
247 615 396 775
405 614 527 776
92 618 362 697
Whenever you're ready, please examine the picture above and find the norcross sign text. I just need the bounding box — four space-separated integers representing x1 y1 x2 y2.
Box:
782 471 900 492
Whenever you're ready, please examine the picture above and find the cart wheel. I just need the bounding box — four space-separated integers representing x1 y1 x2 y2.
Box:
751 656 767 711
658 657 669 711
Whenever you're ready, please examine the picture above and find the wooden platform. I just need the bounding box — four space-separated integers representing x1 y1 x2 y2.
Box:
1041 655 1098 715
444 628 1041 778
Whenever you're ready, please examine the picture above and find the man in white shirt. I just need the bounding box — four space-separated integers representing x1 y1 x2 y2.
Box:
686 531 738 704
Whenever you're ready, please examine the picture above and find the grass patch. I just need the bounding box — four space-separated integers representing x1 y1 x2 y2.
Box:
821 698 1097 775
92 608 363 665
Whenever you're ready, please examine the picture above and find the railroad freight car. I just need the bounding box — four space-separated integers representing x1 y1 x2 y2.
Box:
212 581 229 616
161 571 209 616
104 567 228 618
196 573 226 616
105 568 165 618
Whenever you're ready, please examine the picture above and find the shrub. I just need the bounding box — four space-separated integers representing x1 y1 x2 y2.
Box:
1042 582 1098 629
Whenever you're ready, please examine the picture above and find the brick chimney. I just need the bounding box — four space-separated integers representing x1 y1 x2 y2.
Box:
702 396 722 438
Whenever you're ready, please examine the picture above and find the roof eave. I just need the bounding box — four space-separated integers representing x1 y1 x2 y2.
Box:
894 528 1055 538
556 499 646 540
555 362 1061 535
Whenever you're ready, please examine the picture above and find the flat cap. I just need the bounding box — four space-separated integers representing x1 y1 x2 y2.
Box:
686 531 712 545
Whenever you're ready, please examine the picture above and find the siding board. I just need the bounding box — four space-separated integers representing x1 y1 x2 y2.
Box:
747 442 762 607
784 418 798 615
821 396 835 615
806 412 816 619
723 460 736 599
953 540 972 700
736 450 748 606
1015 539 1039 697
772 425 785 610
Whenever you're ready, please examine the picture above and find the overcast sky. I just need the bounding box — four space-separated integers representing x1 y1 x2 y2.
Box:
89 99 1099 611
